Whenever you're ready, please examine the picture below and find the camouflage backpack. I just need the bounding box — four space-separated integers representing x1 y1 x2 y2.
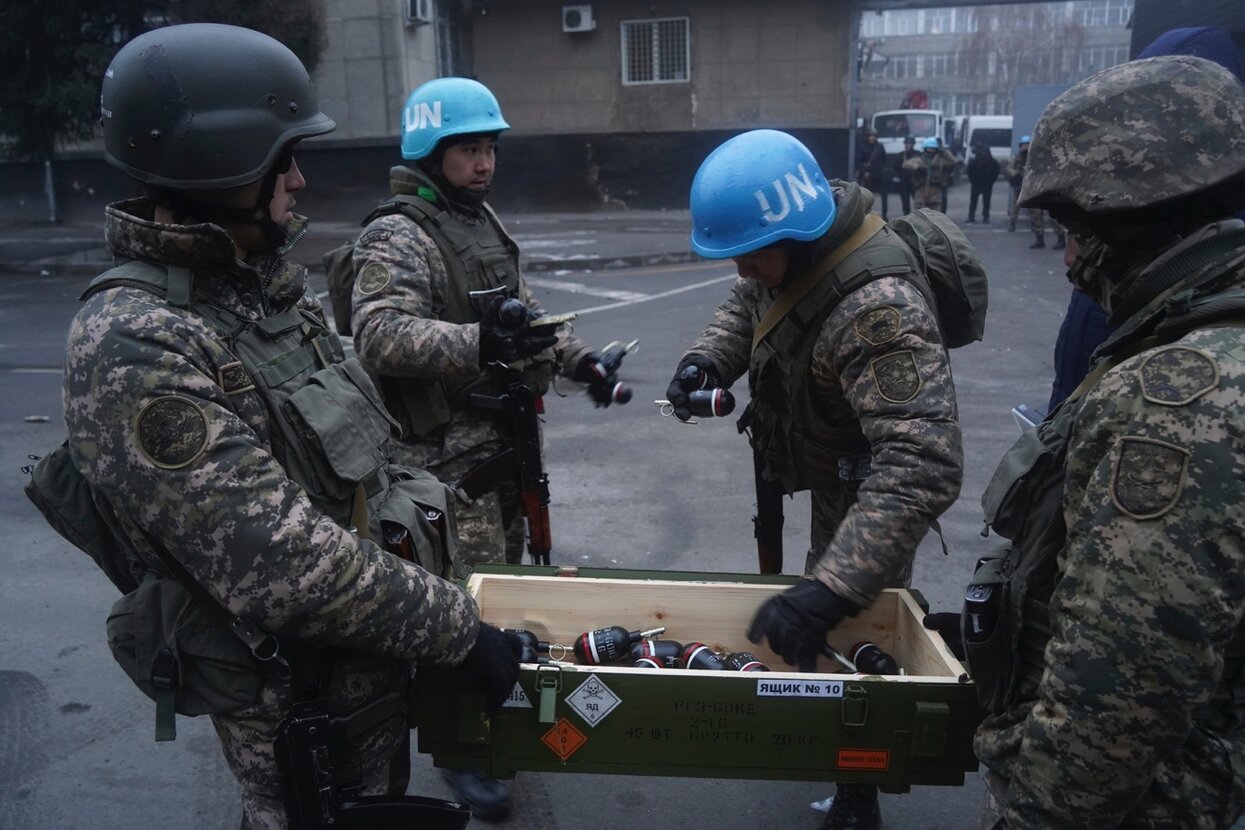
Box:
888 208 988 348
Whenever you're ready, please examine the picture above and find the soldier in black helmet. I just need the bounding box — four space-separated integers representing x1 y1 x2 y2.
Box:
55 23 521 828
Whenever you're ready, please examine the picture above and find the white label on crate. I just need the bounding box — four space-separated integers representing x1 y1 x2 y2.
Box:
756 679 844 698
566 674 621 727
502 681 533 709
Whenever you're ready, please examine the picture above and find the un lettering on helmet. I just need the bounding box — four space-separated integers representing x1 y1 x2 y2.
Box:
404 100 442 133
755 164 822 224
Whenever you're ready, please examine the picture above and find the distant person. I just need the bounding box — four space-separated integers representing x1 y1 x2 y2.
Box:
903 137 956 211
893 136 919 214
855 129 890 219
1005 136 1029 232
1048 25 1245 409
966 144 1000 224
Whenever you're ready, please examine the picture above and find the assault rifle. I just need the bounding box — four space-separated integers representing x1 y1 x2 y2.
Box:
753 449 785 575
274 693 471 829
460 299 577 566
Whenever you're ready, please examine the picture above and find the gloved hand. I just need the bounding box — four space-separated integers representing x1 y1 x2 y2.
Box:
664 354 719 422
746 579 860 672
459 623 523 714
922 612 965 661
479 297 558 367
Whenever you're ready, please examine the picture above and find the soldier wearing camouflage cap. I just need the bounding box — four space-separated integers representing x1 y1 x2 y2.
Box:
965 56 1245 829
57 24 521 828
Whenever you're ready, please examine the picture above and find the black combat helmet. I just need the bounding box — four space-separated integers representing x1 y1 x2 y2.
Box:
101 23 335 190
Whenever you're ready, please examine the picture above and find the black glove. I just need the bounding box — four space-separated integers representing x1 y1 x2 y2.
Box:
746 579 860 672
922 612 965 661
479 298 558 367
459 623 523 714
664 354 718 422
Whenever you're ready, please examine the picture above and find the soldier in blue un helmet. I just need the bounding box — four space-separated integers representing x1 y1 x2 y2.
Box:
665 130 964 830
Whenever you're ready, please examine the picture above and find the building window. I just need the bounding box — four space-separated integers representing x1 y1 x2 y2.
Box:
1073 0 1133 28
621 17 690 85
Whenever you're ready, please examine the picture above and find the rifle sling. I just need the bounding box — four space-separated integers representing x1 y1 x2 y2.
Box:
752 212 887 353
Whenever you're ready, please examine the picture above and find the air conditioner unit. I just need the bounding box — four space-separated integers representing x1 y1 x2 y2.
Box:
404 0 434 26
562 4 595 33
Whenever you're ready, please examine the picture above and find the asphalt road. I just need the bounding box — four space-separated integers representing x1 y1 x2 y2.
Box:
0 198 1083 829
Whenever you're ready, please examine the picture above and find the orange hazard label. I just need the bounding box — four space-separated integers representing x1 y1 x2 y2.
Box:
836 748 890 771
541 717 588 761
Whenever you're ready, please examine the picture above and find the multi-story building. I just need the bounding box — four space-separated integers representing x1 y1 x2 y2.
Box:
858 0 1133 119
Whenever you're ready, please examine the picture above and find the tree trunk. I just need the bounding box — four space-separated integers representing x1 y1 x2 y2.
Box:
43 158 59 224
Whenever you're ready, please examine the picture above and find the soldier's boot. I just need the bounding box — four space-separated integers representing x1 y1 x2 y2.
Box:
1053 232 1066 250
966 214 976 223
1008 218 1016 232
1030 234 1046 249
820 783 882 830
441 768 512 821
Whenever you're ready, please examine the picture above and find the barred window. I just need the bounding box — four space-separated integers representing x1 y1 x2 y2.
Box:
621 17 690 85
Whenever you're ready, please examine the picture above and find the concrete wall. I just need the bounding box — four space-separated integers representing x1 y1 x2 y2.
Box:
313 0 442 144
472 0 852 134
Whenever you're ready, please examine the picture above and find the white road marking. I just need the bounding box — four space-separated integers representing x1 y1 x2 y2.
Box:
570 273 737 316
10 368 63 374
524 277 648 302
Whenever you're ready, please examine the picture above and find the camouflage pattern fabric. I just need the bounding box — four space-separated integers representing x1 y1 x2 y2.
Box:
904 152 955 211
1027 208 1064 240
66 201 481 828
1019 56 1245 213
686 184 963 608
975 232 1245 828
351 185 592 564
425 449 525 566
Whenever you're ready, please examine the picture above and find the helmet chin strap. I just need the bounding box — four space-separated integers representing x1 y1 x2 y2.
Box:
157 149 292 251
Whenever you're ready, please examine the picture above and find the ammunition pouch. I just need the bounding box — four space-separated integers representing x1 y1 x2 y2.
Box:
106 573 265 740
376 466 469 581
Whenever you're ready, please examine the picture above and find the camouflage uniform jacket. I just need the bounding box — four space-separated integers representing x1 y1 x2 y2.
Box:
64 200 481 684
1005 151 1027 188
975 222 1245 829
685 184 964 608
903 150 957 189
351 166 593 472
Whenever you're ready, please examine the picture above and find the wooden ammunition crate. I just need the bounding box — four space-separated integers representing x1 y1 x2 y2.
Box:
414 567 980 793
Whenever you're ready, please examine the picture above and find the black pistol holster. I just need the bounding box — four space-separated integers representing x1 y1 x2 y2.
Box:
274 692 471 830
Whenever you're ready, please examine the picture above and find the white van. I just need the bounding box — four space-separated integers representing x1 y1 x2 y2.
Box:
961 115 1014 166
870 109 945 157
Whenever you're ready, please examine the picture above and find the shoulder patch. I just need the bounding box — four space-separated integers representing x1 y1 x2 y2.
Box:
870 350 921 403
1139 347 1218 406
135 396 209 470
356 261 392 296
853 306 903 346
1110 436 1189 520
358 228 393 247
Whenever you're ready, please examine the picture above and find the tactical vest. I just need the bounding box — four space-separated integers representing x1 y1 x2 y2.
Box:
970 230 1245 728
740 222 931 494
365 173 553 438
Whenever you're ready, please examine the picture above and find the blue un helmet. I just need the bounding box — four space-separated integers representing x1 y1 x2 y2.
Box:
1018 134 1032 147
690 130 836 259
400 77 510 160
921 137 940 151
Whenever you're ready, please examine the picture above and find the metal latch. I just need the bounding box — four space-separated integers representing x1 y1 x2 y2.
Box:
841 684 869 727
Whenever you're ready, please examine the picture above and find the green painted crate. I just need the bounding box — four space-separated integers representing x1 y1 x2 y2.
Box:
415 567 980 793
